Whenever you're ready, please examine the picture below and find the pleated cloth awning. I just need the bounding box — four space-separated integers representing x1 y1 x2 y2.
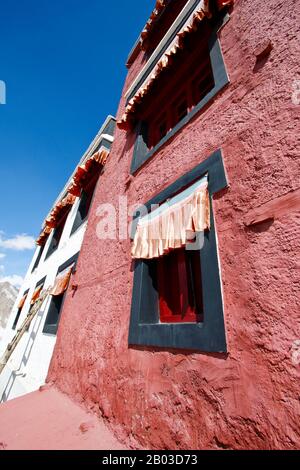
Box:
140 0 233 50
50 266 73 297
36 148 109 246
118 0 210 130
44 194 77 229
36 193 76 246
140 0 168 50
131 176 210 259
68 148 109 197
18 293 28 310
30 286 43 305
118 0 233 131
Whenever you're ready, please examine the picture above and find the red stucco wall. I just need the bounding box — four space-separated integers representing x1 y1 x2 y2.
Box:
48 0 300 449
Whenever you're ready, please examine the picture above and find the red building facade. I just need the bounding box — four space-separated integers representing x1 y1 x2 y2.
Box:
48 0 300 449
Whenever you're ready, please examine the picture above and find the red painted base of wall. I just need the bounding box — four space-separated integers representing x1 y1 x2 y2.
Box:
48 0 300 450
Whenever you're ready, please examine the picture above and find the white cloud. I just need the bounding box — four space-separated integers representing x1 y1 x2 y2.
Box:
0 253 6 259
0 233 35 251
0 263 24 288
0 274 23 288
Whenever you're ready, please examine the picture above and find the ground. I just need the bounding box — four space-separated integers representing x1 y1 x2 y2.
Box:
0 386 125 450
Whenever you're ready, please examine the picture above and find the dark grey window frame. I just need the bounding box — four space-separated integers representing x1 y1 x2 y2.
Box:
128 149 228 353
42 252 79 336
130 22 229 174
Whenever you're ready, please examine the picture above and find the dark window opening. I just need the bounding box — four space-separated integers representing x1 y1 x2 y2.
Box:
71 166 100 235
12 290 29 330
159 120 168 141
45 208 70 259
157 247 203 324
12 308 22 330
43 254 79 335
43 293 64 335
28 280 45 331
173 95 188 125
149 114 169 148
191 64 215 106
31 242 47 272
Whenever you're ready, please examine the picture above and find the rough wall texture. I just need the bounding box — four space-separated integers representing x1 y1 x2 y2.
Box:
48 0 300 449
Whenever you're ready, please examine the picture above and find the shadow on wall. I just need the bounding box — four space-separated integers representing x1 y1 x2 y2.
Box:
0 302 50 403
129 344 229 361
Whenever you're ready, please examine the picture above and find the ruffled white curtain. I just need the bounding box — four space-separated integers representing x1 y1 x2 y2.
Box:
131 177 210 259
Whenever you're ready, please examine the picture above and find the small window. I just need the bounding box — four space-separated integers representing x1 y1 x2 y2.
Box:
173 94 188 126
12 290 29 330
12 308 23 330
43 254 78 335
43 294 65 335
31 241 47 272
71 170 100 234
12 308 22 330
45 209 69 259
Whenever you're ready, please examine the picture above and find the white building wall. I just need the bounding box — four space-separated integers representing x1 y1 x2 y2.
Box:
0 198 87 402
0 115 116 402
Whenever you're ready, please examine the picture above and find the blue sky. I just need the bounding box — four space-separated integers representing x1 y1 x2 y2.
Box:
0 0 153 287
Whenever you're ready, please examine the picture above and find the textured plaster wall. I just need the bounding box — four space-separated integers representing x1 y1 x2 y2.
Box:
48 0 300 449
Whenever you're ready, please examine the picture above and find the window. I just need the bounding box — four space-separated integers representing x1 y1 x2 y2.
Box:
129 149 228 352
43 294 65 335
43 253 79 335
12 308 22 330
45 207 70 259
30 278 46 306
71 166 101 234
147 50 214 149
12 290 29 330
31 240 48 272
131 18 229 173
142 23 215 149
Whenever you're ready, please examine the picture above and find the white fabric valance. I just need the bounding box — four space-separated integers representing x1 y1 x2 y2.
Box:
131 176 210 259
